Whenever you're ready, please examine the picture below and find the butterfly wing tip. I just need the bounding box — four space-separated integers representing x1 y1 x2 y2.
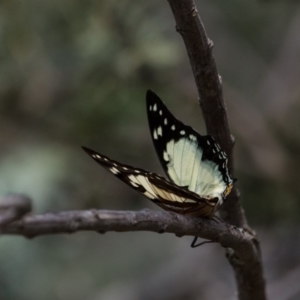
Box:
146 89 154 95
82 146 94 155
146 90 159 103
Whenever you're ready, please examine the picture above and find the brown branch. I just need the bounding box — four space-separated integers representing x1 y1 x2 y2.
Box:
0 201 265 300
0 195 32 228
2 208 256 255
0 196 258 270
167 0 245 228
1 205 264 298
167 1 266 299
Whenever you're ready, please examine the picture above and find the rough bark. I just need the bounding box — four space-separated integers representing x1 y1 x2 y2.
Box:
167 1 266 299
0 198 256 267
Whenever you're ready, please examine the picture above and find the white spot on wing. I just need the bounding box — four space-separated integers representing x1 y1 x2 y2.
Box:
110 167 119 174
159 110 162 116
153 104 157 111
167 192 183 202
180 130 185 135
163 151 169 161
184 198 197 203
128 175 156 199
130 181 139 188
151 185 170 199
153 129 158 140
149 105 152 111
144 191 156 199
207 140 211 145
157 126 162 136
189 135 197 141
128 175 139 185
171 125 175 130
164 118 168 125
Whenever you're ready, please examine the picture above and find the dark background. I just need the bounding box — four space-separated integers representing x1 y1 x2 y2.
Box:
1 1 300 299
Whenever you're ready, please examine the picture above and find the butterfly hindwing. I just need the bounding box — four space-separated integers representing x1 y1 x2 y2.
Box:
82 146 218 217
146 90 233 200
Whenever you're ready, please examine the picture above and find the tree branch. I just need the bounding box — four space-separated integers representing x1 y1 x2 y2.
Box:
1 204 265 299
167 0 246 228
0 195 31 228
0 196 259 275
167 1 266 299
2 207 256 255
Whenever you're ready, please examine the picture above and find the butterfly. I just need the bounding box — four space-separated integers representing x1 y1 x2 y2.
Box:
83 90 235 247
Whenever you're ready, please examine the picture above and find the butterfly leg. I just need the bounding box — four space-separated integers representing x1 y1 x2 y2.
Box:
190 236 217 248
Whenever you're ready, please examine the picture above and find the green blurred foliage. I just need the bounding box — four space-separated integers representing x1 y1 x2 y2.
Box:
1 0 300 299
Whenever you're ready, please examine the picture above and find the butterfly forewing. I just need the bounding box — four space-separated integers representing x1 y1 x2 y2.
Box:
82 146 218 217
146 90 233 200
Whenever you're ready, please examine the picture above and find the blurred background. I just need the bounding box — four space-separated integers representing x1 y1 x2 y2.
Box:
0 0 300 299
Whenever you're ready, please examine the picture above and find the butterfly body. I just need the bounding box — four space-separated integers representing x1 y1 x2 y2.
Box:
83 90 234 218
